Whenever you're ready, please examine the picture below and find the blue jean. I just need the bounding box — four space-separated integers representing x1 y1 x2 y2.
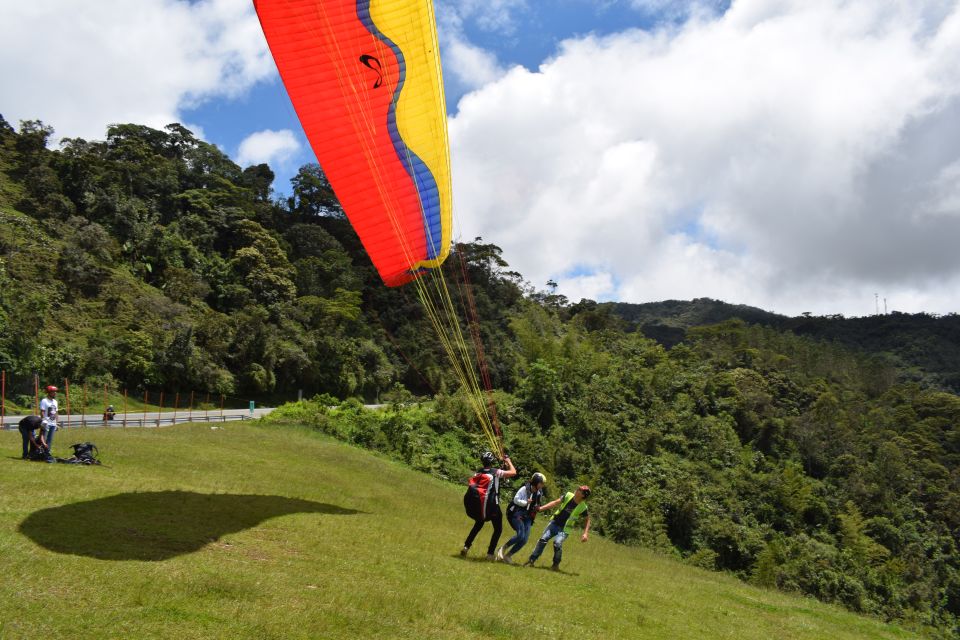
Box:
44 424 56 449
528 520 569 566
503 512 532 557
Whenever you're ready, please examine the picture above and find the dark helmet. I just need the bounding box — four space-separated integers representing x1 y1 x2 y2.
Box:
480 451 497 466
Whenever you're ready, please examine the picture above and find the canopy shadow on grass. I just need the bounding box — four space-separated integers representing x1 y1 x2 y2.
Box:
19 490 363 561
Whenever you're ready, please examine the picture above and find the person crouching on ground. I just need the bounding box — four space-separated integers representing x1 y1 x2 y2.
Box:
461 451 517 560
18 414 48 460
497 472 546 564
525 485 591 571
40 385 59 451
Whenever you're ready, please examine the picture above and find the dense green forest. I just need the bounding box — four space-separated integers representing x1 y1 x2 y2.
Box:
1 117 958 637
608 299 960 393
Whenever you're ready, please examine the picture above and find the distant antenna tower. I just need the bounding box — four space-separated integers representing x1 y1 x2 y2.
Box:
875 293 879 315
884 298 887 315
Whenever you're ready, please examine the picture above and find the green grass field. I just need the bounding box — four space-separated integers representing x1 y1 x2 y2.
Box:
0 422 920 639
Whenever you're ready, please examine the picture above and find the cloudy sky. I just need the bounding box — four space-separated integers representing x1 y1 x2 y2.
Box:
2 0 959 317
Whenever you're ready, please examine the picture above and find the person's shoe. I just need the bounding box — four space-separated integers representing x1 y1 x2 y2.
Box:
524 559 535 567
502 554 513 565
460 546 469 557
495 545 505 561
486 553 495 561
551 563 560 571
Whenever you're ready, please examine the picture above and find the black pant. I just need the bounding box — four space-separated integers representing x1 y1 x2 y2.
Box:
19 416 43 458
464 505 503 555
19 427 31 458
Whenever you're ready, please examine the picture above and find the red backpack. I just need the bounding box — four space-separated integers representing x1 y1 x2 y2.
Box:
463 468 499 521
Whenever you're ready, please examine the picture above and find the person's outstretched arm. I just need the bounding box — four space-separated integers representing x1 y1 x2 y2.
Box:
501 455 517 479
581 514 591 542
538 497 562 512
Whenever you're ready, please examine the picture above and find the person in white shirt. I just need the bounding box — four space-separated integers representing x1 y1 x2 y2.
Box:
39 385 59 452
496 472 546 564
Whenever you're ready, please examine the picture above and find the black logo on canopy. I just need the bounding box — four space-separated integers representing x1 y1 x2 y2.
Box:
359 54 384 88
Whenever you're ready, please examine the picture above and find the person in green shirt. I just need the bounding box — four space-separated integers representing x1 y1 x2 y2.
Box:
524 485 591 571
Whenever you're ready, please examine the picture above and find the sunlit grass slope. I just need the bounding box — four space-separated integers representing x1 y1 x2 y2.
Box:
0 423 918 639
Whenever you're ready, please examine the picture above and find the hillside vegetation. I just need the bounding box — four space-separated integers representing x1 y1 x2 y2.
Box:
0 422 919 640
0 117 958 636
607 299 960 393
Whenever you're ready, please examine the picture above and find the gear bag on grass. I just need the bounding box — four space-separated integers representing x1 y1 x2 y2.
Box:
463 468 499 521
56 442 101 465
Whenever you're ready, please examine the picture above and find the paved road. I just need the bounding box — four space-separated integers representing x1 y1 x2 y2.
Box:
1 407 276 430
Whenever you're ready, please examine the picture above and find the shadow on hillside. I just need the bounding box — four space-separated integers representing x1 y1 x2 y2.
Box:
19 490 364 561
453 554 579 576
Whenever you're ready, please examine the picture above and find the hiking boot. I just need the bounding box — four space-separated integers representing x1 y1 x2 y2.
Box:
523 559 535 567
486 553 495 561
495 545 505 561
460 546 469 557
551 563 560 571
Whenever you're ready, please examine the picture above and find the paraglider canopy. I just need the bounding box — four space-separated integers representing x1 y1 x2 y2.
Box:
255 0 453 286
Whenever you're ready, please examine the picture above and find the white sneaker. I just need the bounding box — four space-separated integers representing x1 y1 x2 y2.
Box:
495 545 505 561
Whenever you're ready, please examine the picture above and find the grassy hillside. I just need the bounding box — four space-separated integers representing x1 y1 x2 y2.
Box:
0 422 918 639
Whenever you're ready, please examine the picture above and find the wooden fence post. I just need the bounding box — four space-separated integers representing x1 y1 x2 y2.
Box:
65 379 71 428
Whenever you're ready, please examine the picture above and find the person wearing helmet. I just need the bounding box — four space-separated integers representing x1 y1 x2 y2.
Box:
525 485 592 571
496 471 546 563
461 450 517 560
39 385 59 454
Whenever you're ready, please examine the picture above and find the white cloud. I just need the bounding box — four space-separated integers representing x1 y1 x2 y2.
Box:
628 0 727 20
560 271 618 303
449 0 528 34
920 160 960 218
437 8 509 94
236 129 300 168
450 0 960 316
0 0 273 141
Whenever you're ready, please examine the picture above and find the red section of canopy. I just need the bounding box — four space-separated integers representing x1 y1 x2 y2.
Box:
255 0 427 286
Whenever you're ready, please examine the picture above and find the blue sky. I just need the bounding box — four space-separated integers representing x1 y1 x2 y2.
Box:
180 0 726 199
3 0 960 316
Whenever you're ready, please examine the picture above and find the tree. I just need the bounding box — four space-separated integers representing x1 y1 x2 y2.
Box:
289 164 342 219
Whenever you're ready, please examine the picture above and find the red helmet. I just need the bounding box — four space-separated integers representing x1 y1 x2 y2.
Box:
45 385 58 393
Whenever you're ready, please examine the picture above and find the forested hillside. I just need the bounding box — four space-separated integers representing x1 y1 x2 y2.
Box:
0 116 516 402
608 299 960 393
1 118 958 636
